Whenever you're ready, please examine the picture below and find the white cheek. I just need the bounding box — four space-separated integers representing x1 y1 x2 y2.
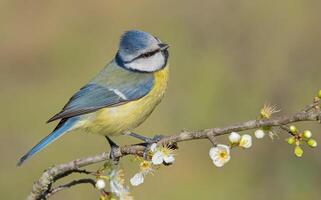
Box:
126 53 165 72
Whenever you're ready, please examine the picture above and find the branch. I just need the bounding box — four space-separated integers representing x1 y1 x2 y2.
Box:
26 101 321 200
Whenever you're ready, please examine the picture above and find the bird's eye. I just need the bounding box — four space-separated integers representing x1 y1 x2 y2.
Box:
142 52 153 58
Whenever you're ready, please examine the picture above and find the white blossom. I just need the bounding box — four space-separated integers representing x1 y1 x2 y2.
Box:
239 134 252 148
151 144 175 165
209 144 231 167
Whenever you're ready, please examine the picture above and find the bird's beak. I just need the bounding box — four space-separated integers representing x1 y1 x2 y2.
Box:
159 43 170 51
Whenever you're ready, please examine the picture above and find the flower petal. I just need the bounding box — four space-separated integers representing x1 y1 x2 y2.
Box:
225 154 231 163
219 144 230 155
150 143 157 152
209 147 220 160
130 173 144 186
239 134 252 148
163 155 175 163
213 157 225 167
152 151 164 165
110 179 122 195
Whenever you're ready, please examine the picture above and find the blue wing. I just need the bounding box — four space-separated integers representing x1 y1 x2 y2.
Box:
47 72 154 122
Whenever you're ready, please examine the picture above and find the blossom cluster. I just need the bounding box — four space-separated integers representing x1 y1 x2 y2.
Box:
94 163 133 200
130 143 175 186
208 104 282 167
208 132 253 167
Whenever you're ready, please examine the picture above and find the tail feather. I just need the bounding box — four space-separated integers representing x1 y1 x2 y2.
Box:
17 118 76 166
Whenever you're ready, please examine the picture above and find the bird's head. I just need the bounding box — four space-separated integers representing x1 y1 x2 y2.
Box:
116 30 169 72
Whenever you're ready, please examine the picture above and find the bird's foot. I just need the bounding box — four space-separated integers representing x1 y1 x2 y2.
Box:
105 136 120 163
128 132 164 159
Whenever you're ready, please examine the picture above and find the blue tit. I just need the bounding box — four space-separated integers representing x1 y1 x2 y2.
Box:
18 30 170 166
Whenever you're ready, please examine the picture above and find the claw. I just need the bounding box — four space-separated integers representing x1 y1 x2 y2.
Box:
105 136 120 162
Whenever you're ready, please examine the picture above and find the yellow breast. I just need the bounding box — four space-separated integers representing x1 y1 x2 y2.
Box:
80 65 169 136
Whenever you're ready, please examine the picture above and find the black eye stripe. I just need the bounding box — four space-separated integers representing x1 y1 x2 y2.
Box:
139 49 159 58
123 48 161 64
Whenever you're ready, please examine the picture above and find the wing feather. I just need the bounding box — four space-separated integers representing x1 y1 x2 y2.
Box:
47 74 154 123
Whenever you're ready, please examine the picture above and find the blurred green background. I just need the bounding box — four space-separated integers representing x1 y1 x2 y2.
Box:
1 0 321 199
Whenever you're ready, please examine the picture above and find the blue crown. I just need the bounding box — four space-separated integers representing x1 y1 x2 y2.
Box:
119 30 155 55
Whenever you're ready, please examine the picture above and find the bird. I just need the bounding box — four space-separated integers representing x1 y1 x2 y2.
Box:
17 30 170 166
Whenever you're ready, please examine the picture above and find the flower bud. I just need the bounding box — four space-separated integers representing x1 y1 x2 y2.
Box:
294 145 303 157
289 126 297 133
228 132 241 143
99 196 106 200
254 129 265 139
303 130 312 139
307 139 317 148
239 134 252 148
318 90 321 98
95 179 106 190
287 137 295 145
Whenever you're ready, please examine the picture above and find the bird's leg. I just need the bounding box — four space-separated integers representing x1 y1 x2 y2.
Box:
105 136 120 162
127 132 164 159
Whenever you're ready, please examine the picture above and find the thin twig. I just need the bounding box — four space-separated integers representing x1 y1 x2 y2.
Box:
45 178 96 199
